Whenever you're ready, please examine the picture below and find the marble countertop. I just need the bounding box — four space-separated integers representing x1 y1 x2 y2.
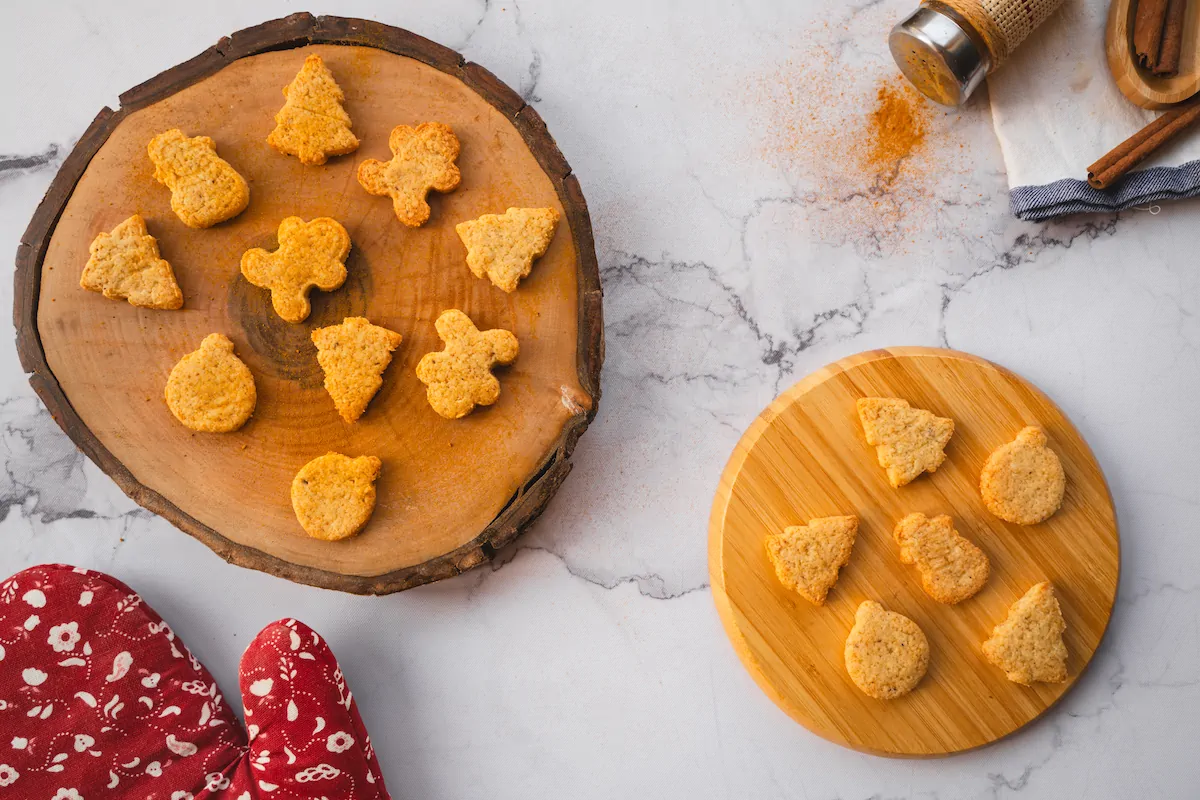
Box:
2 1 1198 798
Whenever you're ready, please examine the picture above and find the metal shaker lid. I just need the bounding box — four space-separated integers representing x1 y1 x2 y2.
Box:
889 3 991 106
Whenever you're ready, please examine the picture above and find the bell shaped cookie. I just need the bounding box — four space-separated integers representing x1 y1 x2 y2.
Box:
844 601 930 700
765 515 858 605
291 453 382 541
857 397 954 488
982 581 1068 685
165 333 256 432
981 426 1066 525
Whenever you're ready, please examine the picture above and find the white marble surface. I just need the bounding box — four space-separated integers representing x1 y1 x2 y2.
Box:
2 1 1199 798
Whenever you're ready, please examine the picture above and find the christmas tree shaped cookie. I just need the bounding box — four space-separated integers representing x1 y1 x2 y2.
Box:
857 397 954 487
267 54 360 166
765 515 858 605
312 317 403 423
456 206 561 292
982 581 1068 685
80 214 183 309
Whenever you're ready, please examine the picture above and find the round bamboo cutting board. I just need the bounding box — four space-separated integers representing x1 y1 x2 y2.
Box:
709 348 1119 756
15 14 602 594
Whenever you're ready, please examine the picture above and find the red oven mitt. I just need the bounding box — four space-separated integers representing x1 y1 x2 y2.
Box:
0 564 390 799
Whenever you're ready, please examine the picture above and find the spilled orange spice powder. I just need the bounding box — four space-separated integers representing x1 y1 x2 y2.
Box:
865 77 931 175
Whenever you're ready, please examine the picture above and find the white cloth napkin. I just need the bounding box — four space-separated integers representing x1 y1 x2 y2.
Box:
987 0 1200 218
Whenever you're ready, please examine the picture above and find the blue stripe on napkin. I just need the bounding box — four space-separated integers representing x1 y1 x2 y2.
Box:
1010 158 1200 220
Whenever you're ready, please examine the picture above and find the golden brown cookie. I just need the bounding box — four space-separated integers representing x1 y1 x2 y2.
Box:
312 317 403 423
844 601 930 700
147 128 249 228
857 397 954 488
240 216 351 323
765 515 858 605
982 581 1068 685
267 54 359 166
291 453 382 541
80 215 183 310
455 207 561 293
893 513 989 604
980 426 1066 525
415 310 518 419
164 334 256 432
356 122 461 226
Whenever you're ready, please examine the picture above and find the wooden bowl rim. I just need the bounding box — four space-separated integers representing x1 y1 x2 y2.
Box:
707 346 1120 757
13 13 604 595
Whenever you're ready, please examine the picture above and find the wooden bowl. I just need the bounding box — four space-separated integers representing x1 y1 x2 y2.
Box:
709 348 1119 756
1107 0 1200 108
15 14 603 594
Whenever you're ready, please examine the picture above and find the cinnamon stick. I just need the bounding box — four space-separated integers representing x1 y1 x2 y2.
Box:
1087 101 1200 189
1154 0 1188 76
1133 0 1171 68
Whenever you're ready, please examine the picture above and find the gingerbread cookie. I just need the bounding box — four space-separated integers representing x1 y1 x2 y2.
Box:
80 214 182 310
356 122 461 226
893 513 989 604
981 426 1066 525
312 317 403 423
844 601 930 700
240 216 351 323
857 397 954 488
456 207 561 293
291 453 382 541
147 128 249 228
267 54 359 166
982 582 1068 685
164 334 256 432
415 310 518 419
765 515 858 605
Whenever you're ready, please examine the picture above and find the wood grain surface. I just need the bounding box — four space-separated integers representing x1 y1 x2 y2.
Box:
16 16 603 594
708 348 1119 756
1107 0 1200 108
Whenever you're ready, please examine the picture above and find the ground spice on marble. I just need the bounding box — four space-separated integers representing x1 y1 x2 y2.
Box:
865 77 930 178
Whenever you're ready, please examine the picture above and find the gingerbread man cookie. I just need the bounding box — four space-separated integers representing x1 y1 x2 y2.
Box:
415 309 518 419
80 214 183 310
456 206 561 292
357 122 461 226
147 128 249 228
240 216 351 323
267 54 360 166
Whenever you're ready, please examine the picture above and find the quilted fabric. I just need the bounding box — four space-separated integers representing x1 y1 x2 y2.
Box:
0 564 390 799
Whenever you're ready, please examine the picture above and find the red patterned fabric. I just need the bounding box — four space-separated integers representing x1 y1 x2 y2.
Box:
0 564 390 799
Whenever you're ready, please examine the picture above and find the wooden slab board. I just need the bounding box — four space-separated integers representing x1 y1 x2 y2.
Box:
708 348 1119 756
1107 0 1200 108
15 15 603 594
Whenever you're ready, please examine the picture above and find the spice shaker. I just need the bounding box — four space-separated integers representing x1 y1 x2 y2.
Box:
889 0 1064 106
